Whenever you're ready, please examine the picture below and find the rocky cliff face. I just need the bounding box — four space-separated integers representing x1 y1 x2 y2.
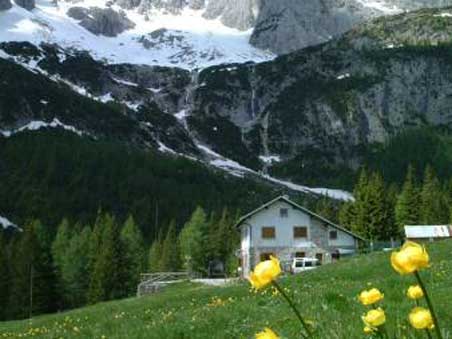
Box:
0 0 12 11
114 0 259 31
2 7 452 186
67 7 136 37
250 0 452 54
189 7 452 171
15 0 34 10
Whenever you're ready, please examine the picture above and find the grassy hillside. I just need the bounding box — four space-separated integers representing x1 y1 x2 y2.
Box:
1 241 451 338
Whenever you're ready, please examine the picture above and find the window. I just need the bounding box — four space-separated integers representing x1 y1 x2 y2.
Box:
262 227 276 239
329 230 338 240
293 226 308 238
280 208 288 218
260 252 274 261
295 252 305 258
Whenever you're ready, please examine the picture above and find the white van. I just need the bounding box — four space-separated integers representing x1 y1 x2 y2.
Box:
291 257 320 274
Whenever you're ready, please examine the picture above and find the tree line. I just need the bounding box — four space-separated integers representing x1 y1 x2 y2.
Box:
0 207 239 321
0 131 276 239
338 165 452 241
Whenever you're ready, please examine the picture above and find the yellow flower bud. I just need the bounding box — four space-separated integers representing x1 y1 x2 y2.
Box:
407 285 424 300
391 241 429 275
364 326 375 335
255 327 279 339
358 288 384 305
409 307 434 330
248 256 281 290
362 308 386 327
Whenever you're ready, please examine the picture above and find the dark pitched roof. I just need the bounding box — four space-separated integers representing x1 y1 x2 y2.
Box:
235 195 366 241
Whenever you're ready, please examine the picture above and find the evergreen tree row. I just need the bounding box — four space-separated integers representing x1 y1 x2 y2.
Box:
338 165 452 241
0 207 239 321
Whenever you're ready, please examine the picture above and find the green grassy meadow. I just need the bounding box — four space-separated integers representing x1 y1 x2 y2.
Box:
1 241 451 339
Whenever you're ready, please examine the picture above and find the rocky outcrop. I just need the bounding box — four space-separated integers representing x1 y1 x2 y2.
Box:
15 0 34 10
0 0 12 10
250 0 452 54
3 7 452 180
115 0 140 10
203 0 259 31
116 0 257 31
138 0 186 14
188 0 204 10
67 7 135 37
190 7 452 170
0 0 11 10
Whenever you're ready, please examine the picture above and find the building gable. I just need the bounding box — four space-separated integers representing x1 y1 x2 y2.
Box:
235 196 365 242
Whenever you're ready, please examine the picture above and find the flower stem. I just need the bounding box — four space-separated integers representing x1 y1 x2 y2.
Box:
414 271 443 339
426 330 433 339
272 281 312 338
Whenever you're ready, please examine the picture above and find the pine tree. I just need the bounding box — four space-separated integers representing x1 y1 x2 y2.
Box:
349 168 370 237
420 165 447 224
51 218 72 308
344 169 393 241
88 213 128 303
88 210 107 279
338 201 355 230
33 220 58 314
0 232 10 320
61 227 91 307
160 220 181 271
148 231 163 273
51 219 71 273
395 165 420 235
179 206 209 274
120 215 145 295
9 220 55 319
363 173 382 240
315 197 337 223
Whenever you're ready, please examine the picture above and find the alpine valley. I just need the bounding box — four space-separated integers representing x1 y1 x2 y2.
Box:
2 0 452 229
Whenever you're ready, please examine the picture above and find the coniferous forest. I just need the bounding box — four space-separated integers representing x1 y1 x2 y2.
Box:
2 129 452 321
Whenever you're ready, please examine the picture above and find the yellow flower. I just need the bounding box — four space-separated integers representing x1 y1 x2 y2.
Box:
248 256 281 290
358 288 384 305
364 326 375 334
362 308 386 327
409 307 434 330
391 241 429 275
255 328 279 339
407 285 424 300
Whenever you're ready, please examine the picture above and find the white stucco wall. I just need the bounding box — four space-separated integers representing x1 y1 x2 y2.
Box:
239 199 358 277
248 201 313 249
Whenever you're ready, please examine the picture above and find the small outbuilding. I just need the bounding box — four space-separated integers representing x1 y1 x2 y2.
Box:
235 195 365 278
404 225 452 242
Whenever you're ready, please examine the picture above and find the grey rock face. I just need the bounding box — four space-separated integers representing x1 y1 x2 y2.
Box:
250 0 375 55
190 7 452 170
15 0 35 10
203 0 259 31
117 0 257 31
188 0 204 10
67 7 135 37
251 0 452 54
0 0 12 10
115 0 141 10
137 0 187 14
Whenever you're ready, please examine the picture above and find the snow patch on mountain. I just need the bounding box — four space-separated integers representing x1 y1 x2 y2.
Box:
1 118 85 137
355 0 400 14
196 144 354 201
0 215 18 229
0 0 274 69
